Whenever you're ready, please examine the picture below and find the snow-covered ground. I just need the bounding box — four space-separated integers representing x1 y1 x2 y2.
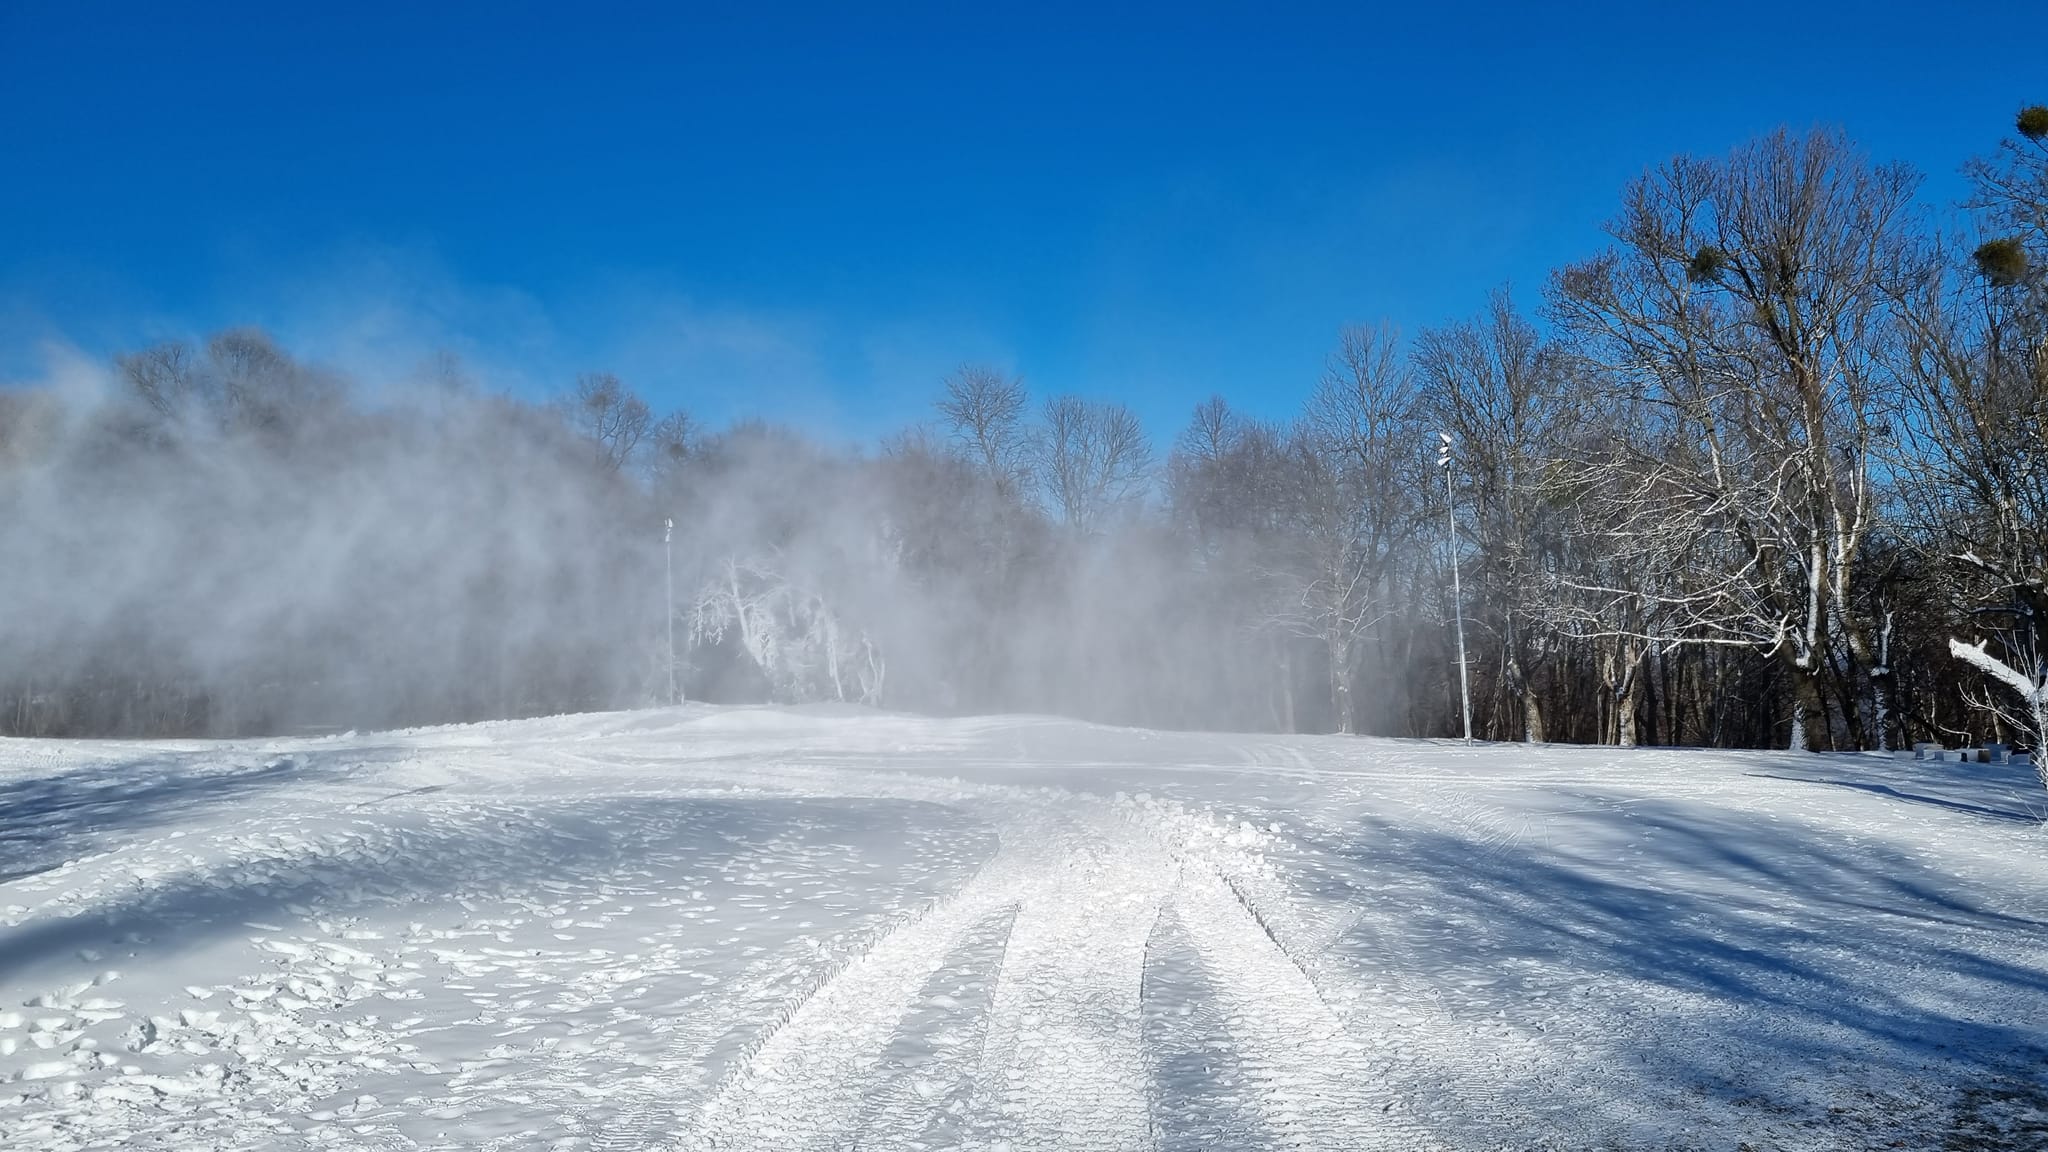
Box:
2 707 2044 1150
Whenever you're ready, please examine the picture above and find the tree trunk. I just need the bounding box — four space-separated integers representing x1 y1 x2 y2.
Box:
1788 664 1823 752
1282 651 1296 734
1522 675 1546 744
1596 644 1615 746
1507 640 1544 743
1328 632 1354 735
1616 644 1642 748
1273 636 1297 735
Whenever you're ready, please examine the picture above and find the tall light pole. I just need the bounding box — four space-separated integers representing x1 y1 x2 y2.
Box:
1439 433 1473 743
664 517 677 706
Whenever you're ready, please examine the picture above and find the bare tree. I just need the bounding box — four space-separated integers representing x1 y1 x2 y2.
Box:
685 554 884 705
648 410 694 478
1271 323 1424 734
113 330 343 441
1032 395 1153 533
1169 398 1302 730
117 341 208 424
571 371 653 472
1170 396 1293 548
1541 385 1703 746
208 329 344 438
1416 291 1572 742
1965 104 2048 289
1893 109 2048 762
936 365 1030 494
1551 128 1918 750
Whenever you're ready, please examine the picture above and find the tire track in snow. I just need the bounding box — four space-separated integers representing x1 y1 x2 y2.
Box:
1171 863 1447 1150
587 949 822 1152
956 805 1176 1152
651 796 1180 1152
547 755 1443 1151
1142 900 1264 1149
847 904 1017 1149
667 834 1031 1151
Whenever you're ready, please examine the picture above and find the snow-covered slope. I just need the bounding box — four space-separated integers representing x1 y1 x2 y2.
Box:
1 707 2043 1150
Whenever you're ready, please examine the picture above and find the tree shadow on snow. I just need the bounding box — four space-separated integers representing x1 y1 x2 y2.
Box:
1745 758 2048 825
0 793 979 987
1290 793 2048 1144
0 746 411 883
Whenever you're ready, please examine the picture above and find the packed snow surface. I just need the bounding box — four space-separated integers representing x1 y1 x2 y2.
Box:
1 706 2044 1150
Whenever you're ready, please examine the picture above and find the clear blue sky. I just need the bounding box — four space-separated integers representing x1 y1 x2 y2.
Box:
1 1 2036 438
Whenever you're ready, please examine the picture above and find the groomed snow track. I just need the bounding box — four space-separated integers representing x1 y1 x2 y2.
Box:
580 766 1441 1151
15 709 2037 1150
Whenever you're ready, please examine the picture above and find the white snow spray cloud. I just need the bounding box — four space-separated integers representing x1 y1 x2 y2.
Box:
0 300 1374 739
0 332 658 735
0 325 1261 733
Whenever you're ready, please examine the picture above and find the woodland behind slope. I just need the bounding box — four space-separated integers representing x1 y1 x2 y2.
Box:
3 110 2047 754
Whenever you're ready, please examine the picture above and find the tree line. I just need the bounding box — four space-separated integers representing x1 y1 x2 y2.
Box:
1 109 2044 763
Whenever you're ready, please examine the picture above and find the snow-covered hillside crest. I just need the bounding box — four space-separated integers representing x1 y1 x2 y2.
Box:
2 706 2045 1150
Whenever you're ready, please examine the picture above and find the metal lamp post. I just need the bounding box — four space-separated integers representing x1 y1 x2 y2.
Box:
1439 433 1474 743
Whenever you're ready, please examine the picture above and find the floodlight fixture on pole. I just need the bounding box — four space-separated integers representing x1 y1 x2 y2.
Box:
1438 434 1474 744
664 517 678 706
